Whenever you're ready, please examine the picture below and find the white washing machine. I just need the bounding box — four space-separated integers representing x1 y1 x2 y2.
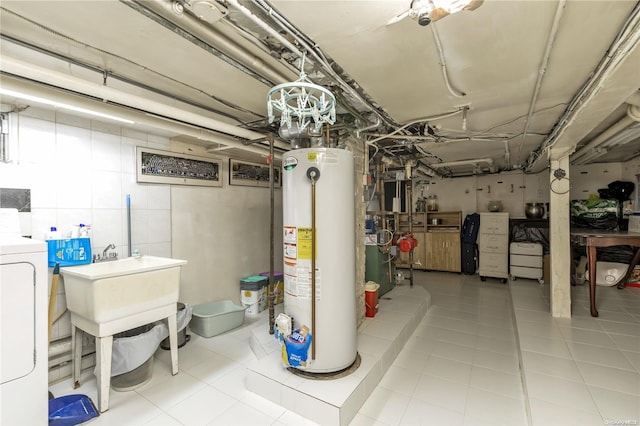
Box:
1 209 48 425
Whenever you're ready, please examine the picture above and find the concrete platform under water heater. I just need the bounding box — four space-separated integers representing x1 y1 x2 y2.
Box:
247 284 431 425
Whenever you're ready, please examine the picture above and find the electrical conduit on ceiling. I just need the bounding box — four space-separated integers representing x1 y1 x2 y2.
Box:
130 0 292 86
430 24 465 98
225 0 396 130
121 0 273 87
516 0 566 166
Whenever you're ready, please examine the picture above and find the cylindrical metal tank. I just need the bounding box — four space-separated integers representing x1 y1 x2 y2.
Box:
282 147 357 373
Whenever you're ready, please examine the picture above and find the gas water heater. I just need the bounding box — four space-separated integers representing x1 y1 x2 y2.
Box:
282 147 357 373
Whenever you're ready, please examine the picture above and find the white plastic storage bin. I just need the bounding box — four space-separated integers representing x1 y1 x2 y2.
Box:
510 242 544 283
190 300 246 338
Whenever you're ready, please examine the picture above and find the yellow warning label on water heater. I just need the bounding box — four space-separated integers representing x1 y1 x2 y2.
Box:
307 152 318 162
297 227 314 260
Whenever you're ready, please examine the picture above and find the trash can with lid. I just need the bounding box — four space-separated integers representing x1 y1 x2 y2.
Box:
364 281 380 318
240 275 268 315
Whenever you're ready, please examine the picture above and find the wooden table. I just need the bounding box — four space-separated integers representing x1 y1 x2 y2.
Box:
571 229 640 317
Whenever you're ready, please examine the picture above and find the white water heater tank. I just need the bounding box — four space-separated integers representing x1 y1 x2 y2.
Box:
282 147 357 373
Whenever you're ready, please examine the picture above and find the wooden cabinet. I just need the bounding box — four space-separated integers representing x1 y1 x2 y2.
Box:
478 212 509 283
425 230 461 272
396 211 461 272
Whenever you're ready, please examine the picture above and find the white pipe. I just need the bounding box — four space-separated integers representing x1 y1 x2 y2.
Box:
357 116 381 177
431 24 465 98
504 139 511 170
573 147 607 165
626 90 640 107
517 0 566 160
48 339 72 357
571 104 640 162
0 75 280 158
430 158 493 168
526 2 640 171
141 0 292 85
366 108 465 145
225 0 396 129
0 55 266 141
225 0 303 61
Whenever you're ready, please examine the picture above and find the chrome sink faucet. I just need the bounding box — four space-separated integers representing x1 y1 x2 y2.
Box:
94 243 118 262
103 243 116 258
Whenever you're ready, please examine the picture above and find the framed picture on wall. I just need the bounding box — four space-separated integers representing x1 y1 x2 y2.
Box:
136 147 223 187
229 158 281 188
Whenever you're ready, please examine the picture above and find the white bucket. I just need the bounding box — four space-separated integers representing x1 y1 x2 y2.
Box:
241 288 266 315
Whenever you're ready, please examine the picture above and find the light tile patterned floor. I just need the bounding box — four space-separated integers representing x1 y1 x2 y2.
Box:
48 271 640 425
511 277 640 426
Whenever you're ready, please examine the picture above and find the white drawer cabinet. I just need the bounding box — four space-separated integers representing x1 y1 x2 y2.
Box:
478 212 509 283
510 242 544 283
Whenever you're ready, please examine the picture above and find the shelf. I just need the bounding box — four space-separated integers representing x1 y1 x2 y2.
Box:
396 211 462 273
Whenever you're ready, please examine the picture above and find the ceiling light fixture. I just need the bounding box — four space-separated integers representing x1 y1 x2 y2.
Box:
390 0 484 26
573 147 607 166
0 88 135 124
600 123 640 148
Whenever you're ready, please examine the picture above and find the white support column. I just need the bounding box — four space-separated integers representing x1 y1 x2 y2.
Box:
549 153 572 318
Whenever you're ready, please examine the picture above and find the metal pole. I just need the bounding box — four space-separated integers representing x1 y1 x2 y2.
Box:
306 166 320 360
407 176 414 287
268 134 276 334
126 194 132 257
311 178 317 360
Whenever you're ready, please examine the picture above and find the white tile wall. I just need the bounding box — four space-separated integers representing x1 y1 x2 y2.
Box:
0 107 173 350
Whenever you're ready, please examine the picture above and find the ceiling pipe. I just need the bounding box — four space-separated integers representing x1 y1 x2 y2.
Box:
626 90 640 107
571 103 640 163
134 0 292 85
430 24 465 98
504 139 511 170
356 115 382 180
516 0 566 161
525 1 640 172
0 74 279 158
430 158 493 168
226 0 399 130
1 55 267 142
121 0 275 87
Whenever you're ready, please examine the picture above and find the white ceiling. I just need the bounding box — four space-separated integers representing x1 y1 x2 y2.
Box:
1 0 639 177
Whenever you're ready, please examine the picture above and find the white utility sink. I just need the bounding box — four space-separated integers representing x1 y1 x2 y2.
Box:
60 255 187 413
61 256 187 324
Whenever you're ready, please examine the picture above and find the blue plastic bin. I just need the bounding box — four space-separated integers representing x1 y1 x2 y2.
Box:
49 394 99 426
